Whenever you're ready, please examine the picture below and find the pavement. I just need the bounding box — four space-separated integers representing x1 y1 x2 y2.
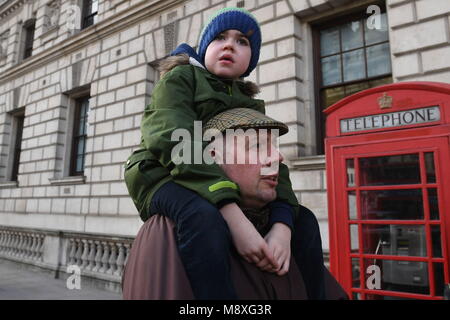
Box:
0 258 122 300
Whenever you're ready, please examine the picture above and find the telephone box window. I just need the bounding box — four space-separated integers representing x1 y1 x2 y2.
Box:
359 154 421 186
434 263 445 296
348 191 357 220
362 225 427 257
360 189 424 220
363 259 429 296
346 159 355 187
424 152 436 183
431 225 442 258
350 224 359 252
428 189 439 220
351 258 360 288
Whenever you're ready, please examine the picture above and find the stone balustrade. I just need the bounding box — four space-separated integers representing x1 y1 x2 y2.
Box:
0 226 134 290
64 234 132 282
0 229 45 262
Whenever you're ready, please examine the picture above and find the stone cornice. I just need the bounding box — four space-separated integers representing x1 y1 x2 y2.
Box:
291 155 326 171
0 0 185 85
0 0 26 20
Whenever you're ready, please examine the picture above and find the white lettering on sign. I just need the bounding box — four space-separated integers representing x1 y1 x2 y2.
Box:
340 106 441 133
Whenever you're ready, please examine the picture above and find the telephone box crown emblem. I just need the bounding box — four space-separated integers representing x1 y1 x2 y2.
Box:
378 93 393 109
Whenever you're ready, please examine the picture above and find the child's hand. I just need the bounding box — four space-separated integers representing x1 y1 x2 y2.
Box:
233 219 278 268
219 203 278 269
261 222 291 276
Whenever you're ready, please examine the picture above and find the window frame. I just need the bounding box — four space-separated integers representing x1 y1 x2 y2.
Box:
81 0 98 30
9 109 25 182
70 96 89 176
312 4 392 154
23 19 36 60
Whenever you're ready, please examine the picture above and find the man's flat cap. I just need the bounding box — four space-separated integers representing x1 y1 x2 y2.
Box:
204 108 288 136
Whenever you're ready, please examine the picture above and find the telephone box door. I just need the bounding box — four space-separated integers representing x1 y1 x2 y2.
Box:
332 137 449 300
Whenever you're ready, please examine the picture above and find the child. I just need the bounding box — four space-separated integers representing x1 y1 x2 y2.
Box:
124 7 300 299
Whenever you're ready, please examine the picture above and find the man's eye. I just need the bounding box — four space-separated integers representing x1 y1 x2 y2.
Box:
215 34 226 40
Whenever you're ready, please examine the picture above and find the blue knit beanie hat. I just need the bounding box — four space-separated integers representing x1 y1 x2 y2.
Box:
197 7 261 77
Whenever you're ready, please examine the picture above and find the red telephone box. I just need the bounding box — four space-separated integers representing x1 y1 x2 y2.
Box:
325 82 450 300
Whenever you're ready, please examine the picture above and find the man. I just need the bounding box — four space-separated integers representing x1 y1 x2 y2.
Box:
122 108 346 300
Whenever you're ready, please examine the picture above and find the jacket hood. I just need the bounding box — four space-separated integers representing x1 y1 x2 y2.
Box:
157 54 260 98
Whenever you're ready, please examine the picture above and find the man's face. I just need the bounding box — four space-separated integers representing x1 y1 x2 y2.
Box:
204 29 251 79
215 130 283 209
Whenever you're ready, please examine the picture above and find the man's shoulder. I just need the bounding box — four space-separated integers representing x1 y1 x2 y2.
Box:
297 204 321 225
298 204 313 214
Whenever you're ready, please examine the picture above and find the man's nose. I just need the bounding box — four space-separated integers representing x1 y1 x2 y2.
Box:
272 147 283 164
260 144 282 175
264 144 283 165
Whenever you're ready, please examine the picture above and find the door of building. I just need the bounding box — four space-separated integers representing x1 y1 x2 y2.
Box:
332 137 449 300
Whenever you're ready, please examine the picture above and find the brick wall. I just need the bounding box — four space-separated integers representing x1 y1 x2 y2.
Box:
388 0 450 82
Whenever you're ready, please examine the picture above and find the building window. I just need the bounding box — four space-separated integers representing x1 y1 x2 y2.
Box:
0 30 9 62
81 0 98 29
23 20 35 60
70 96 89 176
313 8 392 153
10 111 25 181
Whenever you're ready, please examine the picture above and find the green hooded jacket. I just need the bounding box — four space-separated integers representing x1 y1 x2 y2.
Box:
124 59 298 222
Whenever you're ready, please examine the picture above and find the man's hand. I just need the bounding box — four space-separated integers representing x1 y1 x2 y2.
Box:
260 222 291 276
220 203 279 269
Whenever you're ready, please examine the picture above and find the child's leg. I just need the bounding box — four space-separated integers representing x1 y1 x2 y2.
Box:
150 181 237 300
291 207 326 300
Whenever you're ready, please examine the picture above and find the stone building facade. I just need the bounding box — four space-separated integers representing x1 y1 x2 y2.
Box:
0 0 449 289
